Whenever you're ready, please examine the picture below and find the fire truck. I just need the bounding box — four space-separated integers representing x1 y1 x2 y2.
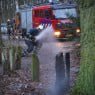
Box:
32 3 80 38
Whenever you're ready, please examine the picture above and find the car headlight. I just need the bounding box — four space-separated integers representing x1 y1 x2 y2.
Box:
54 31 61 37
76 28 80 33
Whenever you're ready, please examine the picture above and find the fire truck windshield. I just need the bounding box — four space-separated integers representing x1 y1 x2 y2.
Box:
53 8 77 19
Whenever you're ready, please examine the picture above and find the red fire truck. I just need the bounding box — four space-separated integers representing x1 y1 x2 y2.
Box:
32 3 80 38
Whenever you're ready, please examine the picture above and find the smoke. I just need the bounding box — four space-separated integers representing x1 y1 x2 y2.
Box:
35 25 56 43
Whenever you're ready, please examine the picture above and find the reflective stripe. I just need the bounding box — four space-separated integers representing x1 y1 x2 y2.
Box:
41 23 52 28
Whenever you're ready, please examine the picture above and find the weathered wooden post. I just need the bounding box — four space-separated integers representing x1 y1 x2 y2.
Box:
55 52 65 95
31 53 40 82
15 46 22 70
56 52 65 83
65 52 70 90
9 46 16 71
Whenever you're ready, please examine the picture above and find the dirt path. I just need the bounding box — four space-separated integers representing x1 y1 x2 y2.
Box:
0 38 80 95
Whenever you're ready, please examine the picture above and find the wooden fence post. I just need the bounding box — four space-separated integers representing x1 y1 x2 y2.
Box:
9 46 16 71
55 52 71 95
55 52 65 95
15 46 22 70
56 52 65 83
65 52 70 90
31 53 40 82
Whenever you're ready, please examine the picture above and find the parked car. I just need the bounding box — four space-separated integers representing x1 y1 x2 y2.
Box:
0 23 7 34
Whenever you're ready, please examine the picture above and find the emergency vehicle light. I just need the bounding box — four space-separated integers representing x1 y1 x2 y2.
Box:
54 31 61 37
76 28 80 33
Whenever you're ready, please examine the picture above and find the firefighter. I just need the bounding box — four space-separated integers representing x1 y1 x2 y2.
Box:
26 28 40 51
15 12 21 38
22 28 40 56
7 19 12 38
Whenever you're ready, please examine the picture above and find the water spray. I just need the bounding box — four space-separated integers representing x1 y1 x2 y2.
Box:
35 25 56 43
23 25 57 56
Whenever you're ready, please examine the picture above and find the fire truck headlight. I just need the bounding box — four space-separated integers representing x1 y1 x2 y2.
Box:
76 28 80 33
54 31 61 37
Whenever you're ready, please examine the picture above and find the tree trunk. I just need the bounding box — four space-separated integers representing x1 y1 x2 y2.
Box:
0 9 3 64
71 1 95 95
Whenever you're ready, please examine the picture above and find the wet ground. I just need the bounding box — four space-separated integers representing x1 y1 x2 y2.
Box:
0 35 80 95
